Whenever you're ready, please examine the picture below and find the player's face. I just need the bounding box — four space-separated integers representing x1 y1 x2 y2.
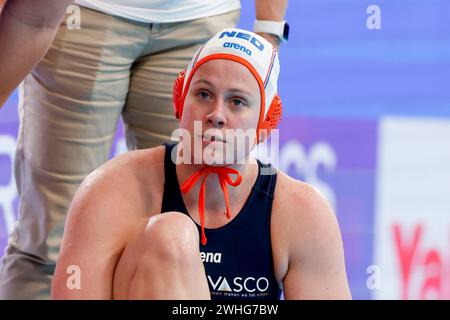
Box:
180 59 261 165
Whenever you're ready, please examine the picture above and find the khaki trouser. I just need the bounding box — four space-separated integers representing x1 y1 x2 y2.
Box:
0 6 240 299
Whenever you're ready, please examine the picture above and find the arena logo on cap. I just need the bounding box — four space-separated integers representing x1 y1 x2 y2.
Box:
219 31 265 51
223 42 252 56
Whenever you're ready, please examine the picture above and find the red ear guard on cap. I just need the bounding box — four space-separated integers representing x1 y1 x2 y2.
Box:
172 70 186 120
259 94 282 132
172 69 283 138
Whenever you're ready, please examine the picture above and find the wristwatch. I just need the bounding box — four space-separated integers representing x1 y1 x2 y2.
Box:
253 20 289 43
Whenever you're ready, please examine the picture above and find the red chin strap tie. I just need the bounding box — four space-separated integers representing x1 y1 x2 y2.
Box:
180 166 243 246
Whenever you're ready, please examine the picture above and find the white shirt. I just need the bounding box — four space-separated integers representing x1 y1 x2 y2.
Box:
74 0 241 23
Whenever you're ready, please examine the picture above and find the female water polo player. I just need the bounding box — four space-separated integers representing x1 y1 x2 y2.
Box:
51 28 351 300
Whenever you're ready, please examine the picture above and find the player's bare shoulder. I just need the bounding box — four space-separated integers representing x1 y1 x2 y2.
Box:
72 145 166 220
273 170 331 211
272 170 338 244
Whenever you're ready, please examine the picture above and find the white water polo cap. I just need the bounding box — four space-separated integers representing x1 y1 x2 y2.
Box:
172 28 282 136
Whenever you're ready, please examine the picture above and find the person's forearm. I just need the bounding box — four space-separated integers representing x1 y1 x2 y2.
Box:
0 0 73 108
255 0 288 21
254 0 288 49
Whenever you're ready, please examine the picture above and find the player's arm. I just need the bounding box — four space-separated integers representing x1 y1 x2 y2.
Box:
282 183 352 299
51 160 146 299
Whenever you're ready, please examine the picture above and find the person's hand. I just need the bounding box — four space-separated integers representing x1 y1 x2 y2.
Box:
256 32 281 51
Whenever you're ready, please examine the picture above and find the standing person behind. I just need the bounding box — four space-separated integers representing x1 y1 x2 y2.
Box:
0 0 74 108
0 0 289 299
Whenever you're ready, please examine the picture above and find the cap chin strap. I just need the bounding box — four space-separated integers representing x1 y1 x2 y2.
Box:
180 166 243 246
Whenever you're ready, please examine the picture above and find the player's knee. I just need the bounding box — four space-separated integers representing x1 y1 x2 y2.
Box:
140 212 200 265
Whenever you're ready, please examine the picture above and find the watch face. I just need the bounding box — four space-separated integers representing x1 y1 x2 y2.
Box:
283 22 290 42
